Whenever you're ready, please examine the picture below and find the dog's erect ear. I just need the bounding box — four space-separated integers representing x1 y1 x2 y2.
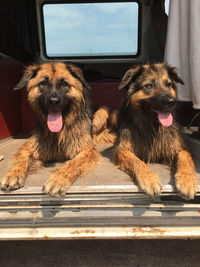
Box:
119 65 143 90
14 65 40 90
66 64 91 90
166 65 184 85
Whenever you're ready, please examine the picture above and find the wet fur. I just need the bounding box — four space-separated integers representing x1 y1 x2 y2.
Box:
1 62 100 196
113 63 197 199
92 106 117 144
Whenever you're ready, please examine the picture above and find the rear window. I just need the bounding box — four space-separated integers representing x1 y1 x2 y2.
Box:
42 1 139 58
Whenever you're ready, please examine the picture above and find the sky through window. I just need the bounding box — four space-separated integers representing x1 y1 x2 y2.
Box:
43 2 139 57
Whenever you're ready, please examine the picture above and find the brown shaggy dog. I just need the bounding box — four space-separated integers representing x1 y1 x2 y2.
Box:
113 63 197 199
1 62 100 196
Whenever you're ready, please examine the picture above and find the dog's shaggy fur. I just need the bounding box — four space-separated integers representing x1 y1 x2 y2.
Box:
1 62 100 196
92 106 116 144
113 63 197 199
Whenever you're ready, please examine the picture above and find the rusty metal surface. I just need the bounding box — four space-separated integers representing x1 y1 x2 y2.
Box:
0 191 199 240
0 138 200 240
1 226 200 240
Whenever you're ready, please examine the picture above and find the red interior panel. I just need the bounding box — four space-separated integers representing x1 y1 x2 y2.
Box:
0 55 23 140
20 89 36 135
89 81 124 111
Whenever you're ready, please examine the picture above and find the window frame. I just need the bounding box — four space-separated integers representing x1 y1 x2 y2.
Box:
39 0 142 62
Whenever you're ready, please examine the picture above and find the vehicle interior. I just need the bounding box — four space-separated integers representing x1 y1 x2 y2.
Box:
0 0 200 239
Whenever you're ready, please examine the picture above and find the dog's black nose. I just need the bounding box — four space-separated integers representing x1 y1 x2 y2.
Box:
48 95 60 107
166 97 175 107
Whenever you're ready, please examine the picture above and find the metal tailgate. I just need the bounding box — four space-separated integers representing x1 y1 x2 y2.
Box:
0 138 200 240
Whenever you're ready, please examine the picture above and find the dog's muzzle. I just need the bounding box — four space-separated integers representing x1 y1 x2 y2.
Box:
146 93 176 127
162 96 176 110
47 94 62 110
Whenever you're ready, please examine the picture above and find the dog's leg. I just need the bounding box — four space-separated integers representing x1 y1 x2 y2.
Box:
113 149 162 197
175 150 197 199
43 146 100 196
92 106 117 144
92 106 109 135
109 109 119 130
1 139 34 191
93 128 117 144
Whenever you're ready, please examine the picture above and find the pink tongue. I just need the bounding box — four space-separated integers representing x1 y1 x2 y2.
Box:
47 111 63 132
158 113 173 127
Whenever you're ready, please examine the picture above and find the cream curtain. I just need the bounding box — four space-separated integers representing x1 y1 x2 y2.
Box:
164 0 200 109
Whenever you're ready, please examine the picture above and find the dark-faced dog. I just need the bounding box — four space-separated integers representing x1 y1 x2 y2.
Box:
113 63 197 199
1 62 100 196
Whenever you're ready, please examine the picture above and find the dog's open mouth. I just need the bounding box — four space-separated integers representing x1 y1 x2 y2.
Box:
151 108 173 127
47 110 63 133
158 112 173 127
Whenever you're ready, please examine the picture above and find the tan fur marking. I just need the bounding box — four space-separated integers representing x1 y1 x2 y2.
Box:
92 106 109 134
93 129 116 144
54 63 83 91
27 64 53 89
27 87 42 114
68 86 83 101
43 145 100 196
129 90 151 105
92 107 117 144
170 88 176 97
1 137 36 190
109 109 119 130
175 150 197 200
113 149 162 196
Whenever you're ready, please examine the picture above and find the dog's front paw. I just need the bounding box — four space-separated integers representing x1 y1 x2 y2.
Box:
43 176 70 197
1 175 25 191
137 172 162 197
175 172 197 200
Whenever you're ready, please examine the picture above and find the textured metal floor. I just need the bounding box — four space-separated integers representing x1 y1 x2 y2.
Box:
0 138 200 194
1 138 200 240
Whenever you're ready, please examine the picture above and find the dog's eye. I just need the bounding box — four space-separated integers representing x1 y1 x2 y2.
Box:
166 81 172 88
60 79 70 87
39 80 48 87
144 84 153 89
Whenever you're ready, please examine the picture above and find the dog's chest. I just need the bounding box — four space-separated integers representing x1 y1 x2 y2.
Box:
36 133 81 163
132 126 177 163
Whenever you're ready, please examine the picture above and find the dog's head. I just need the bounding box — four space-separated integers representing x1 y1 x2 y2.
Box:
14 62 90 133
119 63 184 127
